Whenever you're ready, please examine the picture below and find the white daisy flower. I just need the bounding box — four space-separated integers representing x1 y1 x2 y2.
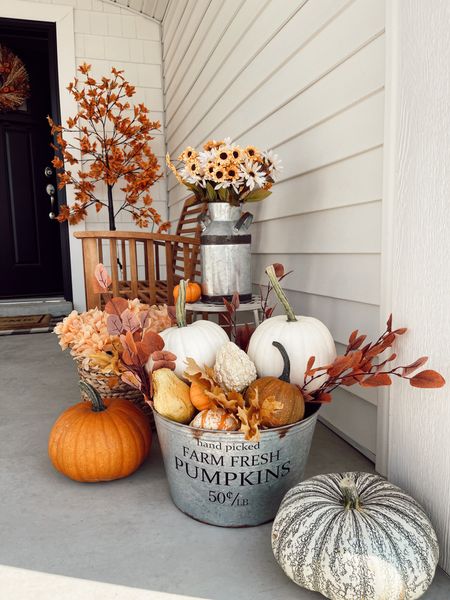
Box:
262 150 283 177
239 159 267 191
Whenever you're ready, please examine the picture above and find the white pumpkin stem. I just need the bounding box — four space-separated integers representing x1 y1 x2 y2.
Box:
340 476 361 510
265 265 297 322
176 279 187 328
79 381 106 412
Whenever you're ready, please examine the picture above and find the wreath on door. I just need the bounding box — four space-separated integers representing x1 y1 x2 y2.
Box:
0 44 30 112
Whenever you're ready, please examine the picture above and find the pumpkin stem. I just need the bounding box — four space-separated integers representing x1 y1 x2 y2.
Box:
176 279 187 328
273 341 291 383
265 265 297 322
79 381 107 412
340 476 361 510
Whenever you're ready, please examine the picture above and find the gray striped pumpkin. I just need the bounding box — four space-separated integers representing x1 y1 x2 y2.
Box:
272 472 439 600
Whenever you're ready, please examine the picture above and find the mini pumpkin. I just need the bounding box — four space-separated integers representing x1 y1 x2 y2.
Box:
190 381 214 411
246 341 304 428
157 280 228 379
173 281 201 304
247 265 336 391
48 382 151 482
190 407 239 431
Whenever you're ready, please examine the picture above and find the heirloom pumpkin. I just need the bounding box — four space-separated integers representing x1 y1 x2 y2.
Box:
173 281 201 304
246 341 304 427
48 382 151 482
157 279 228 379
247 265 336 391
190 407 239 431
272 472 439 600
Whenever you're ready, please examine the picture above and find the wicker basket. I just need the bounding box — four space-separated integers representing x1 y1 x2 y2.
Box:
75 357 153 424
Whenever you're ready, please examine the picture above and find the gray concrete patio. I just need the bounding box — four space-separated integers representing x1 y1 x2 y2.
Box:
1 332 449 599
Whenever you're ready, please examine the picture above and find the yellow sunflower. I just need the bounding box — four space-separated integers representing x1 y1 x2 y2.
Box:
216 148 232 163
211 165 226 183
225 162 239 181
178 146 197 161
230 146 243 161
186 158 201 176
203 139 224 151
244 145 262 161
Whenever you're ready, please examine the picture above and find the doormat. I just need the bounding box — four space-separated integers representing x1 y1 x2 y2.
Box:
0 314 62 335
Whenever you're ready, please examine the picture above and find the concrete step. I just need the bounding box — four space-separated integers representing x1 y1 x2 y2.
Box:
0 298 73 317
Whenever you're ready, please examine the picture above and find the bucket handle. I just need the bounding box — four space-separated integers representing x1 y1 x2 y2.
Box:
233 211 253 233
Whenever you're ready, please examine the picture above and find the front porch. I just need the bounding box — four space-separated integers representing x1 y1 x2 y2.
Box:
2 332 449 599
0 331 418 598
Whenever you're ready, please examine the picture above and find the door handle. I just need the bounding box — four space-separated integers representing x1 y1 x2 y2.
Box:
46 183 56 219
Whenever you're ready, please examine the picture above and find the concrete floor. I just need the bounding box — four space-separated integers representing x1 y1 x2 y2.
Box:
1 333 449 599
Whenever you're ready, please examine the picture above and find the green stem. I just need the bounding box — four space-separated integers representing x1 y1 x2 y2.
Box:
272 341 291 383
176 279 187 328
79 381 107 412
340 476 361 510
265 264 297 322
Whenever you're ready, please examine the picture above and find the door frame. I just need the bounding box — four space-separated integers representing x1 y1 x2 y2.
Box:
0 0 84 307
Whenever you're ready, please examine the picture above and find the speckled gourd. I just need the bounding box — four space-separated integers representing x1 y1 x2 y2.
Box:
272 472 439 600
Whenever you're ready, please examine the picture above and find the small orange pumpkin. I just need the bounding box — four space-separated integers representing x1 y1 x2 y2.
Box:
173 281 201 304
190 381 215 411
246 341 305 428
48 382 151 482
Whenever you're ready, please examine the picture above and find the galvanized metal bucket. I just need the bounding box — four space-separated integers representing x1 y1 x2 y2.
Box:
154 404 320 527
200 202 253 304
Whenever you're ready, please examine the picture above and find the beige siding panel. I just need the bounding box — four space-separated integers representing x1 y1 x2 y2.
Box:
164 1 241 110
252 201 381 255
320 388 377 459
263 288 381 346
167 0 384 155
253 147 383 222
163 0 210 84
166 0 297 140
252 252 380 305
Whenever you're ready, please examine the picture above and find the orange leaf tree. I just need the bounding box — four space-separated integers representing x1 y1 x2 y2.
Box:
48 63 170 232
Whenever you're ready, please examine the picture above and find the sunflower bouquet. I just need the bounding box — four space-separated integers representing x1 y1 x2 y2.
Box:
166 138 282 205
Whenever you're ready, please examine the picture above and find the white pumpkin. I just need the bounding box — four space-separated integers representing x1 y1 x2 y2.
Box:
272 472 439 600
151 280 228 379
247 265 336 391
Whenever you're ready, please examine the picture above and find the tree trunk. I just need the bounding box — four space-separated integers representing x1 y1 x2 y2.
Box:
107 184 116 231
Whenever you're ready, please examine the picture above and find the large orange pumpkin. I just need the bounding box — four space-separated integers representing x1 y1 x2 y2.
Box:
246 341 304 428
48 382 151 482
173 281 201 304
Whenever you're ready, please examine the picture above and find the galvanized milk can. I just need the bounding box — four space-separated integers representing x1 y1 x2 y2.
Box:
154 404 320 527
200 202 253 304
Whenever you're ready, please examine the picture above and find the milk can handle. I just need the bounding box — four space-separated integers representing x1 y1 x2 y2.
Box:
233 211 253 233
199 211 210 232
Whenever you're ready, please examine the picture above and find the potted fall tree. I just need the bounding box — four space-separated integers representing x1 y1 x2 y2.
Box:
48 63 169 232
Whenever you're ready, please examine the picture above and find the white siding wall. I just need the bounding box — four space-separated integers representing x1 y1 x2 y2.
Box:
383 0 450 573
162 0 385 459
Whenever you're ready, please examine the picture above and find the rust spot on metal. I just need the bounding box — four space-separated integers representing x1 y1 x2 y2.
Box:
191 428 203 439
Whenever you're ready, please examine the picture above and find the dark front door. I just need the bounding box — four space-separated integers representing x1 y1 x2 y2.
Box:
0 19 70 299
